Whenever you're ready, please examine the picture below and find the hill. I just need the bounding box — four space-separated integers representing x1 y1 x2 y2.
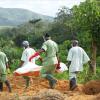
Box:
0 7 53 26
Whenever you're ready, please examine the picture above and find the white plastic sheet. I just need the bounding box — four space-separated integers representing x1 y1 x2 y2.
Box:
14 62 42 75
14 62 68 76
59 62 68 72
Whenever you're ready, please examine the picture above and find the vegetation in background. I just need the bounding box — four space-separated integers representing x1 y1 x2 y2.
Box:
0 0 99 83
72 0 100 74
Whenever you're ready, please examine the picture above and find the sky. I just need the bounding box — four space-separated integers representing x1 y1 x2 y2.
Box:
0 0 85 17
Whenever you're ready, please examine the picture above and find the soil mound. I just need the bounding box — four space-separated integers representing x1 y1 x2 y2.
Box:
32 89 67 100
83 80 100 95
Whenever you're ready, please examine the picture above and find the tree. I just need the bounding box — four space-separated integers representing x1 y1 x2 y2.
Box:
72 0 100 74
48 7 74 43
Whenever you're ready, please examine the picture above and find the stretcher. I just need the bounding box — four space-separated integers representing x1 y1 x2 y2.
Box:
14 62 68 77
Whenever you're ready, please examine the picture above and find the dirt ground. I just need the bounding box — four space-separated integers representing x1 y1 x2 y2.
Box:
0 76 100 100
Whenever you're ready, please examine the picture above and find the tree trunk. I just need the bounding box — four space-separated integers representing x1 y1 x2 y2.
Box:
91 40 97 74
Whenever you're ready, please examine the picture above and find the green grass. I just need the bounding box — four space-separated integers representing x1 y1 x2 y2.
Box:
9 58 100 84
54 64 100 84
54 71 69 80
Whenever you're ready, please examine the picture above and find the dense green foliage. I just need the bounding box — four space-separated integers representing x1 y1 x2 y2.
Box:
71 0 100 73
0 0 100 83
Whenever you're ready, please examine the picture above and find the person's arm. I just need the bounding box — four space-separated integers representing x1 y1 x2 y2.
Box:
88 61 93 72
38 49 45 54
6 62 9 68
29 42 47 62
5 57 11 74
67 61 71 69
38 56 43 62
37 49 45 62
20 61 24 66
20 50 27 66
6 62 11 74
56 53 61 69
5 56 9 68
82 49 93 71
29 49 45 62
67 48 72 69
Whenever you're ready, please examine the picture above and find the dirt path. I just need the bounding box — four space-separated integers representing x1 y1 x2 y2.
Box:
0 76 100 100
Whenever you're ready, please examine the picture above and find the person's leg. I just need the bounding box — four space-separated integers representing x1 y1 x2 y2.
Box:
69 72 77 90
23 76 30 88
46 74 57 89
5 80 12 92
45 64 57 89
1 74 11 92
40 65 57 89
0 75 3 91
0 82 3 91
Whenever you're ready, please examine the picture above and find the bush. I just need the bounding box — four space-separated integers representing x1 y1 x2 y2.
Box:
58 40 71 63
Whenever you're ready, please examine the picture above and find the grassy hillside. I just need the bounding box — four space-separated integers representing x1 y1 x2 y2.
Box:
0 7 53 26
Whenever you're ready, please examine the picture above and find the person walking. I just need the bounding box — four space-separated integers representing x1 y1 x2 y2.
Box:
0 50 11 92
67 40 92 90
20 41 36 88
29 33 59 89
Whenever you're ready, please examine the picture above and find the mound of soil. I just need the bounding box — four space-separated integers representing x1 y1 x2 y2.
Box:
83 80 100 95
32 89 67 100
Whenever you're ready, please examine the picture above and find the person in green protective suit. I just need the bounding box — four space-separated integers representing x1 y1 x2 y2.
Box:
0 50 11 92
37 33 59 89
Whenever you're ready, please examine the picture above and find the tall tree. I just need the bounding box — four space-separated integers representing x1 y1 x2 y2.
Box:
72 0 100 74
49 7 74 43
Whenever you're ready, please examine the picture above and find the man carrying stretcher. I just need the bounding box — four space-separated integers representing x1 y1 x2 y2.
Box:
14 35 67 89
29 33 59 89
14 41 42 88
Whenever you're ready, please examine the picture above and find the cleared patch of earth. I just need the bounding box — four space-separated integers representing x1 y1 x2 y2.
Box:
0 76 100 100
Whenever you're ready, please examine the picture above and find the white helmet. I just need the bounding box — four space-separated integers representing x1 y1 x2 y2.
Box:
22 41 29 47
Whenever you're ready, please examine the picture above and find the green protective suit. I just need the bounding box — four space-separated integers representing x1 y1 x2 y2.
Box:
0 51 8 82
41 39 58 77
